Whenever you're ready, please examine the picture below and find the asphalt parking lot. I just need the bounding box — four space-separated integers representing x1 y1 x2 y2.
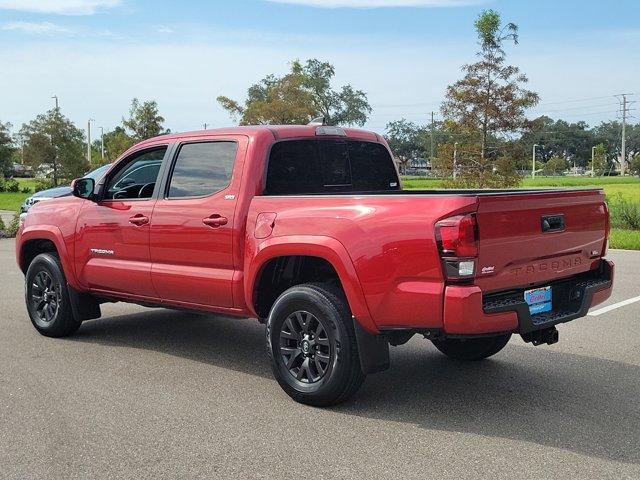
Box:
1 239 639 479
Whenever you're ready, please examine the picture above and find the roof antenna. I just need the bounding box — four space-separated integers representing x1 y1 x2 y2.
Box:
308 117 326 126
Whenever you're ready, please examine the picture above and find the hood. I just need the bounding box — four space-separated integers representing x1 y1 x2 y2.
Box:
31 186 73 199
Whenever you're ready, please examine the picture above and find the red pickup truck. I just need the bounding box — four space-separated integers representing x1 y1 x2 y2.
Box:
16 125 614 406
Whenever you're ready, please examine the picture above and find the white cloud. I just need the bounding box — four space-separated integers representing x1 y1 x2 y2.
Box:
1 21 73 35
0 0 121 15
265 0 480 7
157 25 175 34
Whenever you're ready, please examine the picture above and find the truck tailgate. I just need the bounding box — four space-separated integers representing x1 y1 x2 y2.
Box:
474 189 607 293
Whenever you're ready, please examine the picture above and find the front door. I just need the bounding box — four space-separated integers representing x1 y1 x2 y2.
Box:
149 138 245 308
74 146 168 298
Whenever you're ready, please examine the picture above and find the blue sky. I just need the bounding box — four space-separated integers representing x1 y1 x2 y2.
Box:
1 0 639 134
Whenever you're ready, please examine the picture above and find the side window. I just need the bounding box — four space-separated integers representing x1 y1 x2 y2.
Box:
167 142 237 198
104 147 166 200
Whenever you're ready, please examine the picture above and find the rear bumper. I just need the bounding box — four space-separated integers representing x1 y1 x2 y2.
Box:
443 259 614 335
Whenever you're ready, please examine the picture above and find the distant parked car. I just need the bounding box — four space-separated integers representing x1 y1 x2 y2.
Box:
11 163 34 178
20 164 111 215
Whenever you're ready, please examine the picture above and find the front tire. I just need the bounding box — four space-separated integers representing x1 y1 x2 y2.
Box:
25 253 81 337
266 283 366 407
431 334 511 361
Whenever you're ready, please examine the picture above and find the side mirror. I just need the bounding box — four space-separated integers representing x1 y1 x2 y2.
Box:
72 178 96 200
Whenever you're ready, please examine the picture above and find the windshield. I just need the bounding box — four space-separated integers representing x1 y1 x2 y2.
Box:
84 164 111 181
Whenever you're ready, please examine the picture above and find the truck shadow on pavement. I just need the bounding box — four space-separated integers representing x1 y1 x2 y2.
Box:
73 309 639 465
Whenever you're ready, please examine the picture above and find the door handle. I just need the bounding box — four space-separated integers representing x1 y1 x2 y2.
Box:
129 214 149 226
203 214 228 228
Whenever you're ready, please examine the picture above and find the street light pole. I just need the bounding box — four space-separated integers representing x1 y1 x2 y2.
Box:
51 95 59 110
591 146 597 177
87 119 94 165
532 144 539 179
100 127 105 162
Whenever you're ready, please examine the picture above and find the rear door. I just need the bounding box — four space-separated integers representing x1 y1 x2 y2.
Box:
474 189 608 292
149 137 247 308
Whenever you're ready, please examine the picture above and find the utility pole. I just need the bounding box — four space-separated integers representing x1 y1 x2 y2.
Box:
591 146 596 177
87 119 94 165
615 93 634 176
429 112 435 161
203 123 208 130
621 95 628 176
532 144 539 179
50 96 59 186
99 127 105 161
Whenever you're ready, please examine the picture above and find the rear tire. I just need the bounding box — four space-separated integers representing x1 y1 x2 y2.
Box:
431 334 511 361
25 253 81 338
266 283 366 407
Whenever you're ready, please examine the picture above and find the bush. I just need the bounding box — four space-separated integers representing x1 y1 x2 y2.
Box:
609 196 640 230
5 178 19 193
34 178 53 193
2 212 21 238
0 175 5 193
0 216 5 233
616 200 640 230
21 187 32 194
630 155 640 177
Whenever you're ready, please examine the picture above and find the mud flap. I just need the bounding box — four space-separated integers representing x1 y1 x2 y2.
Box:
68 284 102 321
353 316 390 374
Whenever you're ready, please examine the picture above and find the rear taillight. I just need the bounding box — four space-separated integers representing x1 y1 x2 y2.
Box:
435 213 478 281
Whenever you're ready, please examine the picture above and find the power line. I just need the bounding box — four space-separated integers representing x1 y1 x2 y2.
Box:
535 95 616 107
530 102 618 113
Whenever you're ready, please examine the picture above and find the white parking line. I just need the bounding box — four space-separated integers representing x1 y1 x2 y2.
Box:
588 295 640 316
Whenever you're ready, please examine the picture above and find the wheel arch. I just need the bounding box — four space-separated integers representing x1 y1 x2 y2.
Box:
18 226 79 289
245 235 376 333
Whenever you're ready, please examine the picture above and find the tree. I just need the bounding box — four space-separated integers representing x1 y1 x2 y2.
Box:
593 121 640 172
543 156 568 175
219 72 315 125
630 154 640 176
292 59 371 126
101 126 134 163
217 59 371 127
0 121 15 177
521 116 595 167
588 143 607 176
384 120 428 174
19 108 86 185
440 10 539 187
123 98 169 141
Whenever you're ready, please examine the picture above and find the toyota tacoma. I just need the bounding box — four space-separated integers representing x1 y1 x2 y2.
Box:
16 125 614 406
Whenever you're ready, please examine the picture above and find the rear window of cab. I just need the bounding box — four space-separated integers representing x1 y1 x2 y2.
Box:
264 139 400 195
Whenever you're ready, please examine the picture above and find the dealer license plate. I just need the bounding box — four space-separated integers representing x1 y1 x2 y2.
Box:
524 286 552 315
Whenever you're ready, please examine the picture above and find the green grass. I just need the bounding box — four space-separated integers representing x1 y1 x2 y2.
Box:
0 177 40 212
16 177 38 191
522 176 640 187
609 229 640 250
402 176 640 202
0 192 29 212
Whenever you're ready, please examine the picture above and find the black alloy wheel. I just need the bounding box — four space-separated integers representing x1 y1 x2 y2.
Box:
279 310 332 384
